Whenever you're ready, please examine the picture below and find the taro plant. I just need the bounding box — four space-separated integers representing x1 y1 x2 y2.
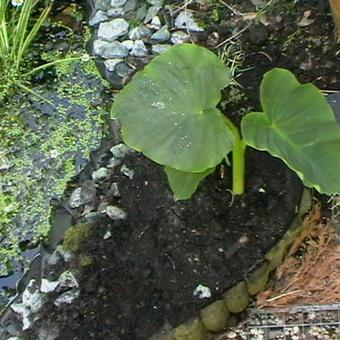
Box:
111 44 340 200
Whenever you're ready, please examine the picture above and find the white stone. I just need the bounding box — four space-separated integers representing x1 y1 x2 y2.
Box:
171 31 190 44
98 18 129 41
54 290 80 307
175 11 204 32
92 167 109 182
193 284 211 299
69 187 82 208
106 205 127 220
104 58 124 72
130 40 148 57
93 40 129 58
40 279 59 293
89 10 109 26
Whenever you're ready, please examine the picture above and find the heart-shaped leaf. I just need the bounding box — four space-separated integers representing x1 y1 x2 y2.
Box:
165 166 215 200
111 44 233 172
241 68 340 194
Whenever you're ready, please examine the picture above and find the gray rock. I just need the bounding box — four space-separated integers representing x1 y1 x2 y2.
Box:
111 0 127 7
40 279 59 293
124 0 137 13
151 25 170 41
104 58 124 72
107 7 124 17
116 62 134 78
103 230 112 239
98 201 110 213
69 187 82 208
84 211 103 223
121 39 134 50
107 156 123 168
144 5 161 24
136 4 147 20
128 26 152 40
110 143 131 158
80 180 97 204
171 30 190 44
89 10 109 26
152 43 172 54
147 0 164 5
38 326 59 340
106 205 127 220
96 0 111 11
92 167 109 182
54 289 80 307
98 18 129 41
58 270 79 289
130 40 148 57
120 164 134 179
110 182 121 197
149 15 161 29
93 40 129 58
175 11 204 32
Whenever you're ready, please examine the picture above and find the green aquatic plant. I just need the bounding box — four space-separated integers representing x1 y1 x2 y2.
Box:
0 0 88 103
111 44 340 199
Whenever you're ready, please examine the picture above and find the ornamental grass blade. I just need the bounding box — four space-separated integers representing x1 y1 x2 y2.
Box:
241 68 340 194
165 166 215 200
112 44 233 173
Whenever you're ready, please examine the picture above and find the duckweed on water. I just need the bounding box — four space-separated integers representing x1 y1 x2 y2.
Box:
0 55 107 277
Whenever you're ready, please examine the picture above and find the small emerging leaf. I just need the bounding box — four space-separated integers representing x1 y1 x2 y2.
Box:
241 68 340 194
112 44 233 173
165 166 215 200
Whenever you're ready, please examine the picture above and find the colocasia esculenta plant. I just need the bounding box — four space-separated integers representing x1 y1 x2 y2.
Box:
111 44 340 200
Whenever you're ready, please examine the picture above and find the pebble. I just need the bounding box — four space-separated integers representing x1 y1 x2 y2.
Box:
175 11 204 32
151 25 170 41
40 279 59 293
103 230 112 239
69 187 82 208
149 15 161 29
92 167 109 182
116 62 134 78
110 0 127 7
106 205 127 220
54 290 80 307
95 0 111 11
107 7 125 17
147 0 163 5
104 58 124 72
97 18 129 41
130 40 148 57
123 0 137 13
152 44 171 54
171 30 190 44
80 180 97 204
89 10 109 26
110 143 131 158
58 270 79 289
110 182 121 197
193 284 211 299
136 4 147 20
93 40 129 58
120 164 134 179
121 39 134 50
128 26 152 40
144 5 161 24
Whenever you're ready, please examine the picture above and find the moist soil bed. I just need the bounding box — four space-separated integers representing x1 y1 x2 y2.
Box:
35 148 302 339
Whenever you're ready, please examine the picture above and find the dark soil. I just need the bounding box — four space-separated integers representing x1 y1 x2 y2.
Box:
33 149 302 340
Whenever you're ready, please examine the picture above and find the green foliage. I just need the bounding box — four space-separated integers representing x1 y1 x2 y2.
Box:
241 68 340 194
113 44 233 172
0 0 51 100
112 44 340 199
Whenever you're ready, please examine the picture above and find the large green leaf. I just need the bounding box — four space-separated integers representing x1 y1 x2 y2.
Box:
241 68 340 194
165 166 215 200
111 44 233 172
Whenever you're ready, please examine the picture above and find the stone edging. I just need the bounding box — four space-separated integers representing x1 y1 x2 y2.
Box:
150 188 312 340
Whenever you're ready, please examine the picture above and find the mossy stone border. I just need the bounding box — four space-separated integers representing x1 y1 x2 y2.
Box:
151 188 312 340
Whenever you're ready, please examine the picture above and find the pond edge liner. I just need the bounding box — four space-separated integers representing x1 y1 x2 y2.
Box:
150 188 312 340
